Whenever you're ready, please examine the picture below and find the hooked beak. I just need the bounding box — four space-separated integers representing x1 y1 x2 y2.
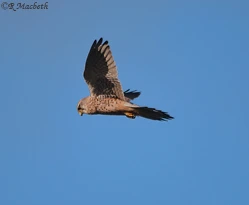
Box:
78 110 83 116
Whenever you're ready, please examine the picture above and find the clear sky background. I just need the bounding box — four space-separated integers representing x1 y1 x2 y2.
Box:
1 0 249 205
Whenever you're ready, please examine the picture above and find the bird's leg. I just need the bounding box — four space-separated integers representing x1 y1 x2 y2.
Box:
124 112 136 119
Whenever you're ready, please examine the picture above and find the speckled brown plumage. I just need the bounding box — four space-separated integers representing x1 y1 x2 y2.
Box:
77 38 174 121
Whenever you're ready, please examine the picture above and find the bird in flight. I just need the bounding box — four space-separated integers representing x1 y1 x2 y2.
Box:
77 38 174 121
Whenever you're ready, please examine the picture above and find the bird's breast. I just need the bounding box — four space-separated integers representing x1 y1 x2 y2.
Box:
96 98 124 113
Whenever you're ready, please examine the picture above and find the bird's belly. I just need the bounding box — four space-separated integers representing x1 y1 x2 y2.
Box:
95 98 124 114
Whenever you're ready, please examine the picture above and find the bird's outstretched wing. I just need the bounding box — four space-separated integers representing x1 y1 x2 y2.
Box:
124 89 141 101
83 38 125 100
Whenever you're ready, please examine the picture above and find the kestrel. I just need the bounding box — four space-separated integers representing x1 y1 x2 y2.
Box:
77 38 174 121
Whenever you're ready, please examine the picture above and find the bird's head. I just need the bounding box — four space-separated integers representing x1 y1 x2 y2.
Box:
77 98 88 116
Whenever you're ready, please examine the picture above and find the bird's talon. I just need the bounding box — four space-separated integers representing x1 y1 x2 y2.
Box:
125 112 136 119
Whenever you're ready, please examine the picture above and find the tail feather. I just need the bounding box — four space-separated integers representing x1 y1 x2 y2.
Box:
133 106 174 121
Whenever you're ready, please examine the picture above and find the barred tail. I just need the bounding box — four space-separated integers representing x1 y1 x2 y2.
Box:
133 106 174 121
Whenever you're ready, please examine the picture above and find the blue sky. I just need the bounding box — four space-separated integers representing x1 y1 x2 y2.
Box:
1 0 249 204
